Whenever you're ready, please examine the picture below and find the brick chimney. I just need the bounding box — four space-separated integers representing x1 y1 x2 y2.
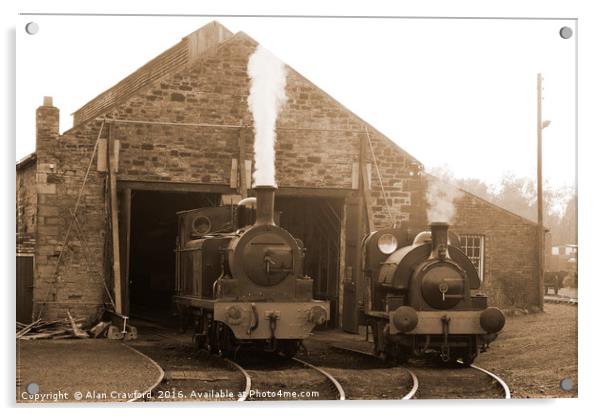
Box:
36 96 59 152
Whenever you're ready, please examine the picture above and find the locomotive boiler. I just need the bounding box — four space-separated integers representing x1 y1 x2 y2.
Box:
362 222 505 365
173 186 329 358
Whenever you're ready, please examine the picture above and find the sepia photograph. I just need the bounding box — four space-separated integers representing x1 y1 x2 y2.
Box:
13 9 579 405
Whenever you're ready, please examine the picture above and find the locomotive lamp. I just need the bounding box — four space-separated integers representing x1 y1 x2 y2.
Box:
377 233 398 254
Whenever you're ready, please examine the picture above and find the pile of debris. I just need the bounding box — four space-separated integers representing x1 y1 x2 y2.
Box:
16 311 112 340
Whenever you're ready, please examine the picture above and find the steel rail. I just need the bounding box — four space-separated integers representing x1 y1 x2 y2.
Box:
292 357 346 400
127 327 250 402
122 344 165 402
329 345 418 400
223 358 252 401
401 369 419 400
468 363 511 399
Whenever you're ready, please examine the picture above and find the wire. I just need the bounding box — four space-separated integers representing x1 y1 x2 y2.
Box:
364 125 395 227
37 121 108 319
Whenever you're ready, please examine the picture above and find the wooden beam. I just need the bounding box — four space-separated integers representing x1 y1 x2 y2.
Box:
275 187 355 199
239 128 248 198
120 188 132 315
360 134 375 232
108 124 123 314
117 180 232 194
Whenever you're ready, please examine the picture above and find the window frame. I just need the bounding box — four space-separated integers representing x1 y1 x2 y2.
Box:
459 234 485 281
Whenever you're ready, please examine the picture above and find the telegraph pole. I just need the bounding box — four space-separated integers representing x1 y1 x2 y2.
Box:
537 73 544 311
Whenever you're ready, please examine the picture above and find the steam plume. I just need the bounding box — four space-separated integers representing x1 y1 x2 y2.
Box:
247 46 288 187
426 175 462 223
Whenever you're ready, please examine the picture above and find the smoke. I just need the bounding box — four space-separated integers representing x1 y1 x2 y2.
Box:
426 175 462 224
247 46 288 187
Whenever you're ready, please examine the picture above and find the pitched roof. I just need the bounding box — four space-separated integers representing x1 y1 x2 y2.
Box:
16 152 36 170
72 21 233 126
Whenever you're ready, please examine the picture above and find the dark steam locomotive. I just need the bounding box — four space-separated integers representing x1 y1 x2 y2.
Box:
173 186 329 358
362 222 505 365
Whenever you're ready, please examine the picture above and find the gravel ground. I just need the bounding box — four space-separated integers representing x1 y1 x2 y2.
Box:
301 340 413 400
16 339 162 403
476 303 578 398
16 303 576 403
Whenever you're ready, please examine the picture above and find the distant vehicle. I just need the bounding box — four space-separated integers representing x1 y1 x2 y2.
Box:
545 244 578 294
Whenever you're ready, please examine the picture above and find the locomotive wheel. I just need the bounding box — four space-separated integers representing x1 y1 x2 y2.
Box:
216 322 237 358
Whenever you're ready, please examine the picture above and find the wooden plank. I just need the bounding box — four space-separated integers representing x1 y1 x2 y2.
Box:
238 129 248 197
245 160 252 190
351 162 359 190
119 188 132 315
360 135 375 233
97 138 108 172
109 124 123 314
117 180 231 195
276 187 355 198
230 158 238 189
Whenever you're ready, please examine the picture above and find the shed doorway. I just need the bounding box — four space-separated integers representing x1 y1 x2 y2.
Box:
127 190 219 321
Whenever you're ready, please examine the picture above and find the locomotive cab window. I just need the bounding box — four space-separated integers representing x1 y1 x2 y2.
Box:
459 234 485 281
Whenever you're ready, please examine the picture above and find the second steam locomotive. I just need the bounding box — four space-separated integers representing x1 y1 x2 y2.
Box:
173 186 329 358
362 222 505 365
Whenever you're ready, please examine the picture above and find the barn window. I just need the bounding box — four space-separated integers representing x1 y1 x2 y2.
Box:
552 246 559 255
459 234 485 281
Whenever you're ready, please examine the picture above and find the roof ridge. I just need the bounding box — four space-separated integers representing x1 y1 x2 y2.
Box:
71 20 235 127
425 173 540 227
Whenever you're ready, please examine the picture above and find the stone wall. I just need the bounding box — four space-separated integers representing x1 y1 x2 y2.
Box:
33 101 108 320
453 192 539 308
16 159 37 254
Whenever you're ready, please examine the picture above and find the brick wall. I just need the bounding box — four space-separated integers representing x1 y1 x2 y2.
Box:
453 192 539 308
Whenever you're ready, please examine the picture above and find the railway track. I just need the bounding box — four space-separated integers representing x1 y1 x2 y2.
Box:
129 320 343 401
232 352 345 401
408 358 511 399
328 345 418 399
127 322 249 402
544 295 578 305
127 320 509 401
328 344 509 400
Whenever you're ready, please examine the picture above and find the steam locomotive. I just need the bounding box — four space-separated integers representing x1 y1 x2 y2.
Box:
362 222 505 365
172 186 329 358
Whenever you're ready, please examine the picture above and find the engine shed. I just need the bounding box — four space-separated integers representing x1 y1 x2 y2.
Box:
16 21 540 332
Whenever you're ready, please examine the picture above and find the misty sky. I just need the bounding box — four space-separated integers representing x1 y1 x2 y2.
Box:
16 16 576 190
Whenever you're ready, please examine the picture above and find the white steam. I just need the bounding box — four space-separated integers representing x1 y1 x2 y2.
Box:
247 46 288 187
426 176 462 223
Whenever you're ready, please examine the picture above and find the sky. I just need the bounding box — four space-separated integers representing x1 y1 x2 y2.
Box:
16 15 576 190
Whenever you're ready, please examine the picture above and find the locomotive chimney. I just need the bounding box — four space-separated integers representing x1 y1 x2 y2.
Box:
254 185 276 226
430 222 450 260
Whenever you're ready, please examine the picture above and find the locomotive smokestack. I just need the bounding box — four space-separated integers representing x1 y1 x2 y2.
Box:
430 222 449 260
254 185 276 226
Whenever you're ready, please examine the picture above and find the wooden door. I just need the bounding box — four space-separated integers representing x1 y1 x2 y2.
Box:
342 197 364 333
16 256 34 324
